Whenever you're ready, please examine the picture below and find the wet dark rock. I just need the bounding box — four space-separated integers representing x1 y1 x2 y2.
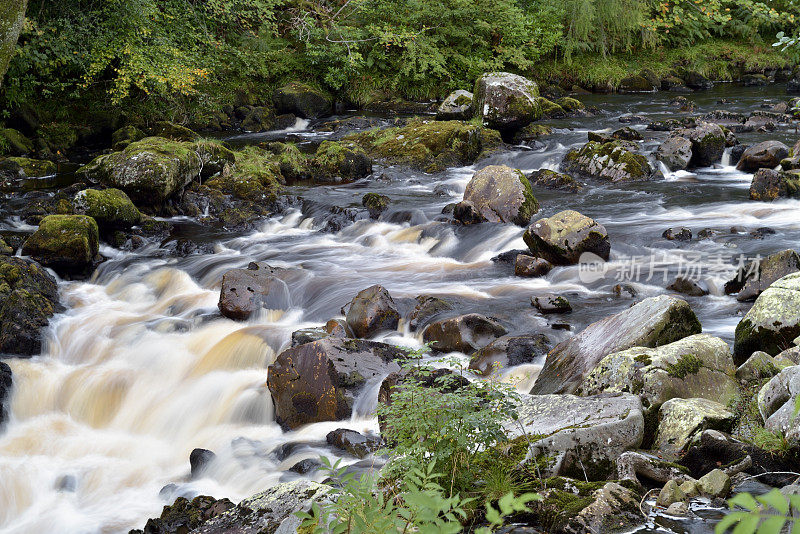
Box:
379 367 470 411
736 140 790 172
218 262 291 320
408 295 454 331
274 82 332 119
618 115 650 124
667 277 709 296
492 249 529 264
452 200 485 225
528 169 584 192
344 285 399 338
436 89 473 120
647 117 697 132
523 210 610 265
291 327 329 347
469 333 550 375
531 295 702 394
326 429 382 458
515 254 552 277
662 227 692 241
312 140 372 184
0 361 11 426
190 449 216 479
729 144 748 165
150 121 200 142
743 73 769 86
684 71 713 90
267 338 407 430
656 136 693 171
619 75 656 93
22 215 100 276
725 249 800 301
750 226 777 239
422 313 507 353
361 193 390 219
289 458 321 474
587 131 612 143
170 239 215 257
137 495 235 534
679 122 726 167
324 319 352 338
473 72 542 131
532 294 572 314
749 168 800 201
613 284 637 298
463 165 539 226
661 76 689 92
611 127 643 141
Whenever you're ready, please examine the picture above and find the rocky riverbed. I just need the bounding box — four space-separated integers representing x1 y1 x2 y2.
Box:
1 75 800 533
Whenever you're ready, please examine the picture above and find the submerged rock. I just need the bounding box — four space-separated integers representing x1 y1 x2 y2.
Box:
473 72 542 131
462 165 538 226
21 214 99 275
189 448 216 479
736 140 790 172
563 140 653 182
532 294 572 314
523 210 610 265
218 262 292 320
514 254 552 277
361 193 390 219
532 295 702 395
436 89 474 120
344 285 400 338
422 313 507 353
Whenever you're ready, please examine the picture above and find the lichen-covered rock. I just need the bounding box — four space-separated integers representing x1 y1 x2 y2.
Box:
349 119 501 173
656 136 693 171
736 140 790 172
72 188 141 229
462 165 539 226
0 256 62 356
21 215 99 275
528 169 584 192
218 262 292 320
135 495 234 534
698 469 731 498
749 168 800 201
734 273 800 364
473 72 542 131
657 480 686 507
436 89 474 120
469 333 550 375
512 393 644 479
267 337 407 429
577 334 737 428
736 351 788 382
757 365 800 443
312 140 372 183
725 249 800 302
422 313 507 353
80 137 201 205
523 210 610 265
563 140 653 182
556 97 586 113
532 294 572 314
654 398 735 455
274 82 333 119
344 285 400 338
532 295 702 395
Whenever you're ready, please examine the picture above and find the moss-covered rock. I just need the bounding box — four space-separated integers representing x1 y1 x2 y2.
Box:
111 125 146 150
556 96 585 113
619 75 657 93
205 146 281 204
349 119 501 173
523 209 609 265
528 169 584 192
192 139 236 179
539 97 567 118
750 168 800 201
150 121 200 141
80 137 201 205
21 214 99 275
36 122 80 155
274 82 333 119
563 140 653 182
463 165 539 226
654 398 735 455
362 193 390 219
436 89 474 120
264 142 309 183
312 140 372 183
72 188 142 229
0 127 34 156
5 157 56 177
680 122 726 167
0 256 63 356
474 72 542 131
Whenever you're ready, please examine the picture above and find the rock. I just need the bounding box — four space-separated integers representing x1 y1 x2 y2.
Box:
267 337 407 430
462 165 539 226
661 76 688 91
734 273 800 363
513 393 644 479
523 210 610 265
218 263 291 320
532 295 702 395
312 140 372 183
515 254 552 277
473 72 542 131
80 137 202 205
685 71 713 90
408 295 453 331
619 75 656 93
758 365 800 442
736 351 786 382
192 480 331 534
344 285 400 338
539 97 566 118
662 227 692 241
654 398 735 455
561 482 643 534
680 480 700 498
452 200 485 224
422 313 507 353
436 89 474 120
4 157 56 177
361 193 390 219
725 249 800 301
749 168 800 201
736 140 789 172
656 136 693 171
698 469 731 498
72 188 141 229
667 277 708 296
469 333 550 375
563 140 653 182
556 97 586 114
578 334 738 430
190 449 216 478
528 169 584 192
111 125 146 150
680 123 726 167
138 495 235 534
665 502 689 516
657 480 686 507
0 128 34 155
289 458 321 474
21 215 99 275
611 127 643 141
326 429 382 458
150 121 200 142
532 294 572 314
616 451 692 487
0 361 11 425
274 82 332 118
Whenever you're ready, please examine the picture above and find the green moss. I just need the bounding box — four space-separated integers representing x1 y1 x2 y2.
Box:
666 353 704 379
539 97 565 118
634 353 652 366
206 146 281 203
37 122 80 154
556 97 585 112
72 188 141 229
0 128 33 155
21 214 99 271
6 157 56 177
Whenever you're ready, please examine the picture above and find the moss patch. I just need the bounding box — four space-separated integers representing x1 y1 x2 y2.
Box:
666 354 704 379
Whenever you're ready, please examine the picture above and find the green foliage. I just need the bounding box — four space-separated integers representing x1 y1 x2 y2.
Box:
715 489 800 534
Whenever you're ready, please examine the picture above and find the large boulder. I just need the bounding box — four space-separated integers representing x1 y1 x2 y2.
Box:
71 188 142 229
749 168 800 201
679 123 726 167
311 140 372 183
734 273 800 364
80 137 201 205
511 393 645 479
436 90 474 120
656 136 693 171
736 140 790 172
267 337 407 430
563 140 653 182
462 165 539 226
531 295 702 395
422 313 507 353
523 210 610 265
757 365 800 443
473 72 542 131
469 333 550 375
0 256 62 357
577 334 738 426
21 215 99 275
273 82 333 119
725 249 800 302
137 495 235 534
344 285 400 338
654 398 735 455
218 262 292 320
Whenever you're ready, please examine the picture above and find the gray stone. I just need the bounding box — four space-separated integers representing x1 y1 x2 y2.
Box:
469 333 550 375
698 469 731 498
463 165 539 226
218 262 293 320
757 365 800 443
736 140 790 172
656 136 693 171
473 72 542 131
422 313 507 353
725 249 800 302
436 89 474 120
654 398 735 455
523 210 610 265
657 480 686 507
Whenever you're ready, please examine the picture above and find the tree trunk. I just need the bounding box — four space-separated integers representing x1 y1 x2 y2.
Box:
0 0 27 86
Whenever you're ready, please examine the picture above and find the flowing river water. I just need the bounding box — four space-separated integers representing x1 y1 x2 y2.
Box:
0 85 798 533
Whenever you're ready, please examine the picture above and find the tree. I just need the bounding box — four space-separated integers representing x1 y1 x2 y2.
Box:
0 0 27 86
